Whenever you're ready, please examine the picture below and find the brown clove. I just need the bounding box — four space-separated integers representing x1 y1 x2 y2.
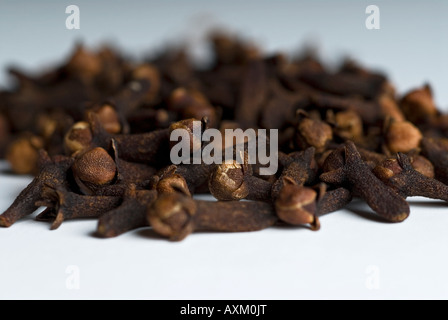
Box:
148 192 277 241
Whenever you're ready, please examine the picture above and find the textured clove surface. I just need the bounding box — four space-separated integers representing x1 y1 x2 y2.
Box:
1 33 448 240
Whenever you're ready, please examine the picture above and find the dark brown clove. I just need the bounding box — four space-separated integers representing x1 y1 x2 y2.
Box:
400 84 438 124
111 139 156 185
298 69 388 100
112 128 171 165
97 186 157 238
274 177 319 230
208 160 272 201
148 192 277 241
71 147 117 195
0 151 74 227
271 147 317 199
36 188 122 230
373 153 448 201
421 138 448 185
384 120 422 154
64 121 93 155
320 141 410 222
6 134 44 175
294 111 333 153
316 184 352 216
410 154 434 178
158 162 213 195
235 59 268 129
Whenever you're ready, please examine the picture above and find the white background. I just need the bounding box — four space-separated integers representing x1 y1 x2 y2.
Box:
0 0 448 300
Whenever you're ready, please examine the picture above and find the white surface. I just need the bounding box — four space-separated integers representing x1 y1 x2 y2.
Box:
1 169 448 300
1 0 448 300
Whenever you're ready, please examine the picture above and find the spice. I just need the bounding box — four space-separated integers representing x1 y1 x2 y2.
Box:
294 112 333 153
209 160 272 201
0 151 73 227
37 188 122 230
271 147 317 199
274 177 319 230
316 184 352 217
71 147 117 195
97 186 157 238
320 141 410 222
421 138 448 185
373 153 448 201
1 33 448 241
148 192 277 241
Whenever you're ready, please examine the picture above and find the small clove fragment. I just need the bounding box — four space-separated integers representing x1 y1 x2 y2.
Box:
2 32 448 241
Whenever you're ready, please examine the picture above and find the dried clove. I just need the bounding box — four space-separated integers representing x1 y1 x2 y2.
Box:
373 153 448 201
2 33 448 241
320 141 410 222
315 183 352 217
0 151 74 227
148 192 277 241
71 147 117 195
274 177 319 230
97 185 157 238
208 160 272 201
271 147 317 199
37 188 122 230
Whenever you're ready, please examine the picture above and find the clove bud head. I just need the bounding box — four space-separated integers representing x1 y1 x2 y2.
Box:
148 192 196 241
94 104 121 134
334 110 363 141
169 118 203 154
6 134 44 175
209 161 249 201
400 84 438 123
372 158 403 182
156 173 191 197
274 178 319 230
64 121 93 155
72 147 117 194
410 155 434 179
385 121 422 154
295 117 333 153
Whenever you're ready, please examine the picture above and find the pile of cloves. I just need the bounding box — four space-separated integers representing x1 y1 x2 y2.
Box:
1 32 447 241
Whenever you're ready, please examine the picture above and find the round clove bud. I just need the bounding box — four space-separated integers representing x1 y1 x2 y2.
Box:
209 161 249 201
385 121 422 154
333 110 363 141
400 84 438 124
72 147 117 194
168 88 209 112
156 173 191 197
6 134 44 175
274 178 319 230
132 63 161 103
94 104 122 134
64 121 93 155
378 95 405 122
169 118 203 154
372 158 403 182
411 155 434 179
66 44 102 83
295 112 333 153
